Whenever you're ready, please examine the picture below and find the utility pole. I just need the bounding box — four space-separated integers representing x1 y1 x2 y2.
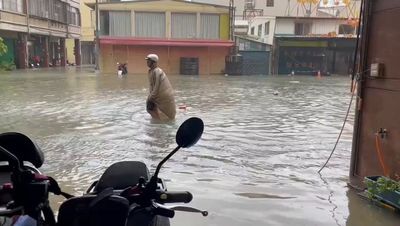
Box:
229 0 234 40
94 0 100 72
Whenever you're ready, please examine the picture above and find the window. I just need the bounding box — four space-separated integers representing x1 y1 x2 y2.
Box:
55 1 62 21
245 0 255 10
200 14 220 39
135 12 165 38
251 27 255 35
264 22 270 35
30 0 48 18
295 22 312 35
68 7 81 26
339 24 355 35
266 0 274 7
45 0 67 23
2 0 24 13
109 11 131 36
258 24 262 36
100 11 109 35
172 13 196 39
91 10 96 28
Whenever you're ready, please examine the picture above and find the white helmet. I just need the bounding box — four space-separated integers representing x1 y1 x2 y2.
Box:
145 54 159 62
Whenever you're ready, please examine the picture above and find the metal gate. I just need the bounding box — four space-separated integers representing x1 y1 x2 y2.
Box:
239 51 270 75
81 42 95 65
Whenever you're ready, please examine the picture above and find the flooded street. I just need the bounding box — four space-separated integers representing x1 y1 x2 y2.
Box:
0 68 399 226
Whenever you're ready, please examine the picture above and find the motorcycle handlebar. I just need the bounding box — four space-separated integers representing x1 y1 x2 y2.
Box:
156 191 193 204
0 206 23 217
153 206 175 218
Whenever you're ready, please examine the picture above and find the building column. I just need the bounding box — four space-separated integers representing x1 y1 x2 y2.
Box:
166 11 171 39
17 33 28 69
43 36 49 67
196 12 201 38
60 38 66 66
74 39 81 66
131 10 135 36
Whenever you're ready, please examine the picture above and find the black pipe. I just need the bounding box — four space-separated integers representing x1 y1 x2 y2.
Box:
350 0 364 92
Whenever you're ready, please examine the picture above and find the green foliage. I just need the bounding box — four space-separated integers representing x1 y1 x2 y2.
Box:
365 177 400 200
0 61 16 71
0 37 8 56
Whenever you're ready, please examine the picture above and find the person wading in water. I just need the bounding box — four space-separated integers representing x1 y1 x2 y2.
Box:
146 54 176 121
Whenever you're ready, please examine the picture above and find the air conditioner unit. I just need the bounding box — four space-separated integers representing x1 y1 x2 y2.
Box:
245 0 255 10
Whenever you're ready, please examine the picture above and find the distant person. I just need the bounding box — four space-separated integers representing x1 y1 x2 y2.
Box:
145 54 176 120
117 62 128 78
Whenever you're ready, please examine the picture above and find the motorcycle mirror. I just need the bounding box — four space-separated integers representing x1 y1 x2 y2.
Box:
176 117 204 148
0 145 22 172
150 118 204 188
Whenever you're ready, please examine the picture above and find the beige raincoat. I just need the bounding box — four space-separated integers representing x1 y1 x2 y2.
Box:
147 67 176 120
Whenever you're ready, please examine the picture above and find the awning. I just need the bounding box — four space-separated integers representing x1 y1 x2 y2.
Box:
99 37 234 47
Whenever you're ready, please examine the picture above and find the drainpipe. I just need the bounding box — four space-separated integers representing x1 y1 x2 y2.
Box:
26 0 30 68
26 0 30 34
94 0 100 72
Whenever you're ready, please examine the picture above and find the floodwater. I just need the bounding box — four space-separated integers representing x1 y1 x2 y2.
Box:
0 68 399 226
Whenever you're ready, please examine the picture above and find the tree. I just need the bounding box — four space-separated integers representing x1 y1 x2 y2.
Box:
0 37 8 56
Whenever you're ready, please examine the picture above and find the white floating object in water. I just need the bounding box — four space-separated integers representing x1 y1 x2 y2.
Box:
178 104 187 110
273 91 279 95
289 81 300 84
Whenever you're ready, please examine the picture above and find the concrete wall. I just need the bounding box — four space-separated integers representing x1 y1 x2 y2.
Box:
198 0 313 17
275 19 295 35
275 18 352 36
248 16 276 45
100 44 229 75
81 0 95 42
312 20 341 35
66 39 75 64
350 0 400 186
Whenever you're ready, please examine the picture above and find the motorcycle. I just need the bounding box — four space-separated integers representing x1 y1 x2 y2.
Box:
0 117 207 226
117 63 128 78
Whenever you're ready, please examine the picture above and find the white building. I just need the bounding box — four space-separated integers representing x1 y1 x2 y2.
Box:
244 15 357 75
195 0 361 19
196 0 359 75
246 16 275 45
248 16 356 45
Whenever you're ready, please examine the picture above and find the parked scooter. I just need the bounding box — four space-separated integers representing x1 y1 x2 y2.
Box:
117 62 128 78
0 117 206 226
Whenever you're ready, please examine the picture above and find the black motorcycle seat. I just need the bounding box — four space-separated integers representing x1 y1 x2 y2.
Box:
0 132 44 168
94 161 150 193
58 194 129 226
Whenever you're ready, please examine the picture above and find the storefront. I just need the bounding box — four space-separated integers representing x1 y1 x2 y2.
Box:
275 37 356 75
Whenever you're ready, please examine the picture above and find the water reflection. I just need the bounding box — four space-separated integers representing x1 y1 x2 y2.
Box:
0 68 399 225
346 189 400 226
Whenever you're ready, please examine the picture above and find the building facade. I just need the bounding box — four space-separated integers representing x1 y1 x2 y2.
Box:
87 0 233 74
80 0 95 65
0 0 82 69
244 15 357 75
272 16 357 75
350 0 400 187
200 0 361 19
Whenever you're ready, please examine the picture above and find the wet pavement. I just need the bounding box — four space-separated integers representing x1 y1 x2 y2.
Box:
0 68 399 226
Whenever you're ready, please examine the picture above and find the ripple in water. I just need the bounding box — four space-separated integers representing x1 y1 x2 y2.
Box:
0 69 399 226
